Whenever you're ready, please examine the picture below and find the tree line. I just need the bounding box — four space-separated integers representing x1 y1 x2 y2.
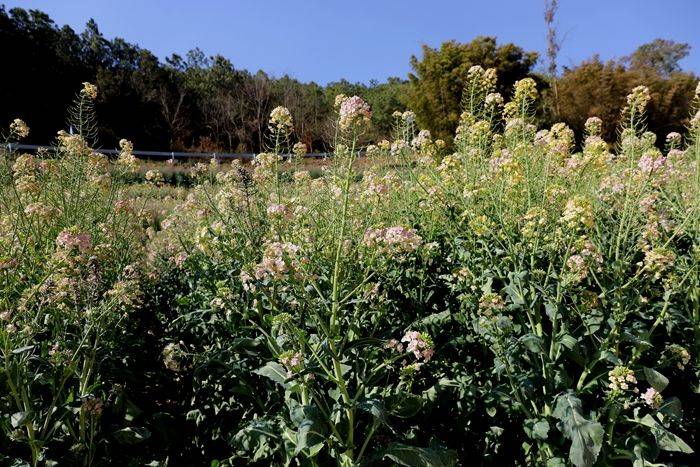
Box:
1 6 697 152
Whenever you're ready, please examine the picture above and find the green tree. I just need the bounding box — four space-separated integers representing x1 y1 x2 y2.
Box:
364 77 409 138
407 37 538 140
557 56 697 143
628 39 691 77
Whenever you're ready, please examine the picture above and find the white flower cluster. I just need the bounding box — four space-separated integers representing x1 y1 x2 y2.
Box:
608 366 636 392
363 226 422 256
269 106 293 133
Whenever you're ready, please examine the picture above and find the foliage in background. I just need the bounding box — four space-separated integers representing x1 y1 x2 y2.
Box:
407 37 539 141
1 6 697 154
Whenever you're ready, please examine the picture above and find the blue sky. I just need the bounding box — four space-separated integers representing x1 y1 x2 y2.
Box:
5 0 699 84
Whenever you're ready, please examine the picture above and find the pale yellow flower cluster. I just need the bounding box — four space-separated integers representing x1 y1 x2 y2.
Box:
12 154 39 195
584 116 602 136
10 118 29 138
642 247 675 280
269 106 293 133
116 138 138 172
57 130 88 153
24 202 60 220
81 82 98 100
608 366 636 392
626 86 651 113
465 65 497 95
145 169 165 187
504 78 538 119
292 141 307 157
560 196 594 230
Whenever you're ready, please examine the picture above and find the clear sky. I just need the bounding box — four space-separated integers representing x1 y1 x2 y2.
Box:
4 0 699 84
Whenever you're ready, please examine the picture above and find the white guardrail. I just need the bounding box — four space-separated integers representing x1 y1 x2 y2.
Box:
5 143 332 162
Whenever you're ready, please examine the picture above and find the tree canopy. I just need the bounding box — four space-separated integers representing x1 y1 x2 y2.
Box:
1 7 697 152
407 37 538 140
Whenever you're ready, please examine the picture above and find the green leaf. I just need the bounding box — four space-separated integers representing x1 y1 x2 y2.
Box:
113 426 151 444
358 398 388 425
658 397 682 418
288 404 326 456
231 419 279 461
525 418 550 440
10 412 27 428
382 443 457 467
598 351 621 365
553 392 603 467
386 392 423 418
341 337 383 353
558 334 578 350
253 362 289 388
632 443 666 467
416 311 451 326
519 334 544 353
12 345 34 354
643 367 669 392
544 302 558 321
634 414 694 453
295 417 326 456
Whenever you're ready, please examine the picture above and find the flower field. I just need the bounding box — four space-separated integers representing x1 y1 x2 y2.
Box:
1 73 699 466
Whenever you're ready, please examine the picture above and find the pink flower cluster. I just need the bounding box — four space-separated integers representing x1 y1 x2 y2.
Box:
338 95 372 131
565 238 603 284
363 226 422 255
640 387 663 409
280 352 302 368
279 350 304 376
402 331 434 361
267 203 292 220
385 330 434 362
638 152 666 175
56 229 92 253
241 242 306 290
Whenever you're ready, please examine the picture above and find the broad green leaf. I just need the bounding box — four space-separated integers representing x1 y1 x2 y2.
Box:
295 417 326 456
519 334 544 353
341 337 383 353
416 311 451 326
598 351 622 365
387 392 423 418
357 398 388 425
643 367 669 392
634 414 693 453
253 362 288 387
658 397 682 418
382 443 457 467
525 418 550 440
544 302 558 321
230 419 279 461
113 426 151 444
558 334 578 350
632 443 666 467
553 392 603 467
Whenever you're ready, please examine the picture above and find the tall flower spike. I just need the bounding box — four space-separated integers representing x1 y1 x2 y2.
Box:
338 96 372 132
